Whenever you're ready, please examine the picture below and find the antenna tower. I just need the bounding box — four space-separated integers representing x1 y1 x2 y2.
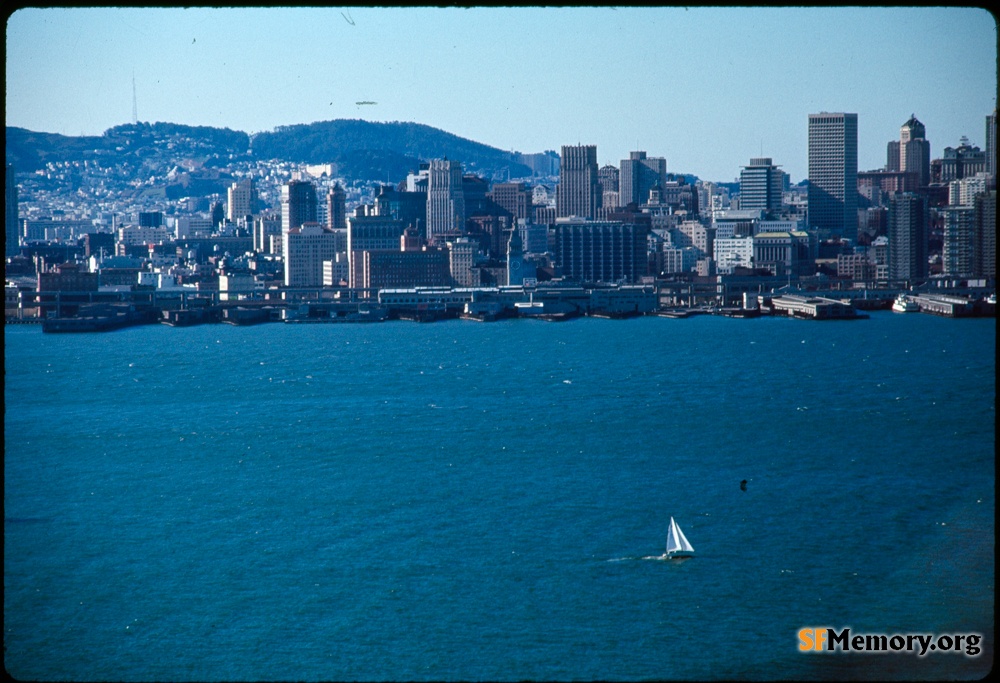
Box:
132 73 138 125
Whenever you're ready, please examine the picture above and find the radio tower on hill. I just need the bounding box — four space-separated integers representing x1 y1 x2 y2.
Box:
132 72 138 125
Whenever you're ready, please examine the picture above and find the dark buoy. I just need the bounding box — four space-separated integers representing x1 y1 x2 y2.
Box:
740 479 748 492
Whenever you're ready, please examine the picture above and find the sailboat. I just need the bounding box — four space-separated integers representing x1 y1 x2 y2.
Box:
663 517 695 559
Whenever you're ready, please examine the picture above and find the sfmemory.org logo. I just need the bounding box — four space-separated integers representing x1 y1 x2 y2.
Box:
799 627 982 657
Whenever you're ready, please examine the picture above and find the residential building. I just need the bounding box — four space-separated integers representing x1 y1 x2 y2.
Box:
973 190 996 279
948 173 991 207
887 193 928 282
940 206 975 277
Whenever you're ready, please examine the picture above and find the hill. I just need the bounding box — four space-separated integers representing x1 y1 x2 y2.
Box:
6 119 534 183
248 119 532 180
5 122 251 173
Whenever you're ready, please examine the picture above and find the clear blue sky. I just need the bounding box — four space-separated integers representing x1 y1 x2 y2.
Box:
6 6 997 183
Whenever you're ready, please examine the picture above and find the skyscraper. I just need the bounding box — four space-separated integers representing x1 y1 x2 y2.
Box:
807 112 858 241
899 115 930 188
972 190 997 279
885 140 901 172
6 163 19 258
739 157 784 217
327 183 347 231
619 151 666 208
281 179 318 233
941 206 976 277
556 145 600 219
985 109 997 178
426 159 465 243
227 178 256 223
887 193 928 282
973 190 995 279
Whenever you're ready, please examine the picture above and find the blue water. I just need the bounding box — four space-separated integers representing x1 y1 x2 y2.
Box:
4 313 994 681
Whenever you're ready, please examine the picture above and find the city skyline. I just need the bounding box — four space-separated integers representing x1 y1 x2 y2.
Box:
5 7 997 183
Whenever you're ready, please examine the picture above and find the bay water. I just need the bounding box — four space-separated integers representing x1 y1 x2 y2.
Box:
4 312 994 680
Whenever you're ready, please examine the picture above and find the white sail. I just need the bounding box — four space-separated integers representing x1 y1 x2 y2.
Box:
666 517 694 555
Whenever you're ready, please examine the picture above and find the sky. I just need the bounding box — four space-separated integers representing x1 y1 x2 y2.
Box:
5 6 997 183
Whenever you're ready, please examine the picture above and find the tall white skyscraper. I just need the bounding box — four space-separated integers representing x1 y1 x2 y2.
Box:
426 159 465 243
808 112 858 241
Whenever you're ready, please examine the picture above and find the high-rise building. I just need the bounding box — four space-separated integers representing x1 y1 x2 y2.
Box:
281 180 318 233
619 151 666 208
808 112 858 241
326 183 347 231
940 138 986 182
227 178 256 223
447 237 479 287
374 185 427 232
885 140 901 172
974 190 996 279
739 157 784 216
556 145 600 219
940 206 976 277
426 159 465 243
899 115 931 188
948 174 991 207
552 218 648 283
283 222 340 287
253 214 282 254
887 193 928 282
347 215 407 287
488 182 532 221
598 165 620 194
986 110 997 178
5 163 18 258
